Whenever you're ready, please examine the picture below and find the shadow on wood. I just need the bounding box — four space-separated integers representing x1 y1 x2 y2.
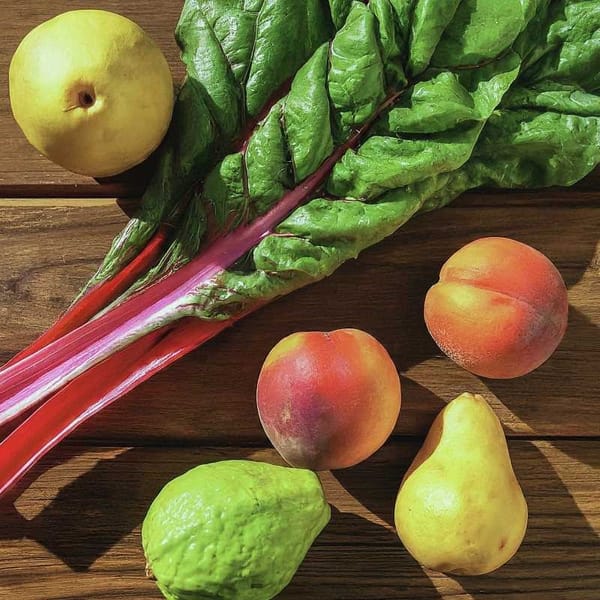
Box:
451 442 600 599
486 307 600 470
0 446 252 571
334 440 600 599
283 507 443 599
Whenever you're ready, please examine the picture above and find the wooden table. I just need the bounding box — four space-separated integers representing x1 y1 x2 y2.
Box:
0 3 598 599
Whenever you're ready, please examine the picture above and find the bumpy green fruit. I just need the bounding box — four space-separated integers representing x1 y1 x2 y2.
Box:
142 460 330 600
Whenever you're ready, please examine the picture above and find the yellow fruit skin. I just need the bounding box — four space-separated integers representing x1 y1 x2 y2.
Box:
394 393 528 575
9 10 174 177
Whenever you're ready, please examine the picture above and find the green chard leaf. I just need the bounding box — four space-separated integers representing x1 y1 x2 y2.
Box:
284 45 334 182
519 0 600 91
243 0 336 117
327 52 521 200
503 81 600 116
328 3 386 138
328 0 355 29
407 0 461 76
82 0 334 296
84 0 600 321
430 0 544 68
467 107 600 188
370 0 407 88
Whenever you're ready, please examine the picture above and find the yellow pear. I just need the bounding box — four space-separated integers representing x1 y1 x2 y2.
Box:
9 10 174 177
394 392 527 575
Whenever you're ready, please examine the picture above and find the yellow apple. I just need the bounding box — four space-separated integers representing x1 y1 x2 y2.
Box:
9 9 174 177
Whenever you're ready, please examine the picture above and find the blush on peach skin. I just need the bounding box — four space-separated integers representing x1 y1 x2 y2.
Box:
424 237 568 379
256 329 401 471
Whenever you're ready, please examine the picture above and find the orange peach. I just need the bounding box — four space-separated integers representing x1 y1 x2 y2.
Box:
256 329 401 471
424 237 568 379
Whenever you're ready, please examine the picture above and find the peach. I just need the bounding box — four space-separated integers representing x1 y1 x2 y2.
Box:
424 237 568 379
256 329 401 471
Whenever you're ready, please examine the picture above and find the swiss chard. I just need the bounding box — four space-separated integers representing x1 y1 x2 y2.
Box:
0 0 599 495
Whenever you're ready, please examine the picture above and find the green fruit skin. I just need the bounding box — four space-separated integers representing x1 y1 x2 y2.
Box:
142 460 330 600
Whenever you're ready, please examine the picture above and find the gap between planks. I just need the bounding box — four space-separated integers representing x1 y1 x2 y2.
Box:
61 434 600 449
1 190 599 209
0 198 133 207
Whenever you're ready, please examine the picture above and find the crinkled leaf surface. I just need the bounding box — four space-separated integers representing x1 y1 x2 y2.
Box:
84 0 334 292
85 0 600 321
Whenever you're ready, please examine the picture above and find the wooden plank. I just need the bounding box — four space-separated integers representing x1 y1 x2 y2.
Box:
0 0 185 196
0 2 599 197
0 441 597 599
0 199 598 439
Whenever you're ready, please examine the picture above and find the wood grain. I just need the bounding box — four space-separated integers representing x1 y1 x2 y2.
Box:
0 441 597 600
0 197 597 441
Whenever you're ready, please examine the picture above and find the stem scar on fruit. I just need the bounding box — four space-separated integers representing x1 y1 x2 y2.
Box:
64 86 97 112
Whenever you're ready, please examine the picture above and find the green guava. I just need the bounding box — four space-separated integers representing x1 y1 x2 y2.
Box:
142 460 330 600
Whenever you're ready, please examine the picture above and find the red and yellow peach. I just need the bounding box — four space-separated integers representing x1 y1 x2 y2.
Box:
424 237 568 379
256 329 401 471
